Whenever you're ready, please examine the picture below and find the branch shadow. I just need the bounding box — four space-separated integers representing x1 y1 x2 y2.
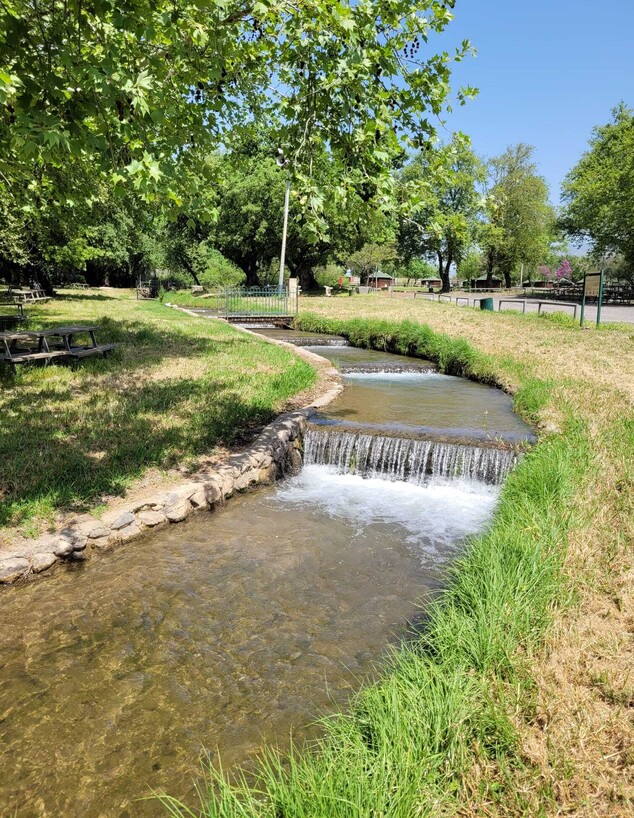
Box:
0 376 277 528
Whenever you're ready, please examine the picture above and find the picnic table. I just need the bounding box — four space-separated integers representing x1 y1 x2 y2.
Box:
0 325 116 366
1 288 51 304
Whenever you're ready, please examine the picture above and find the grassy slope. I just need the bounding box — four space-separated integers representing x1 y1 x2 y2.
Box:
0 289 315 538
162 297 633 817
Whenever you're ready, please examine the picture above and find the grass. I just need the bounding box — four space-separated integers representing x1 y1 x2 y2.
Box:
160 297 633 817
162 290 224 309
0 289 315 539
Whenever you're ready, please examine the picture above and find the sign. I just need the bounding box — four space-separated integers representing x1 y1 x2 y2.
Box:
580 270 604 327
584 272 601 297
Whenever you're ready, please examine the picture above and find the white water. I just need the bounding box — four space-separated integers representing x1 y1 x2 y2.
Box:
342 371 447 383
272 465 499 553
305 428 519 486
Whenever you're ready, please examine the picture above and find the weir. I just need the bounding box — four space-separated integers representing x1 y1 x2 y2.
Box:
304 427 519 486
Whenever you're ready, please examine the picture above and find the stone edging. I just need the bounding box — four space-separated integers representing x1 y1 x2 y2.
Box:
0 317 343 586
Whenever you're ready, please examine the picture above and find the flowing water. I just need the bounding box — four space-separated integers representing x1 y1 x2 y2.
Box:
0 328 532 817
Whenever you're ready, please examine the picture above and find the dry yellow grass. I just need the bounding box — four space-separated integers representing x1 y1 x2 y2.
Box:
302 294 634 818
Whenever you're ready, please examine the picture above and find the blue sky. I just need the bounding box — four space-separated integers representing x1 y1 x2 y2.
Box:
436 0 634 205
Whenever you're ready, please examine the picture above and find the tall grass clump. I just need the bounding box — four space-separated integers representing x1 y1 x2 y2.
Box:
159 316 593 818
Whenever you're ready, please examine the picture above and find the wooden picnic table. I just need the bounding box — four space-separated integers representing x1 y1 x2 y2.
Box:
1 288 51 304
0 325 116 366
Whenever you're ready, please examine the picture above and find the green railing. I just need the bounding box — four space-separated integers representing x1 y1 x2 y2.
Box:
223 287 298 317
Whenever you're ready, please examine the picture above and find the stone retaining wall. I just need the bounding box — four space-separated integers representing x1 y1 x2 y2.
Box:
0 411 311 585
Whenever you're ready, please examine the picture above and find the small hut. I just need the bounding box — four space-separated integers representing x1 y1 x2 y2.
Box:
472 275 502 289
367 272 395 290
419 276 442 289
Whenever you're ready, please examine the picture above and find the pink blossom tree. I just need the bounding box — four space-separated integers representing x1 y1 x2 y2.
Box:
555 259 573 280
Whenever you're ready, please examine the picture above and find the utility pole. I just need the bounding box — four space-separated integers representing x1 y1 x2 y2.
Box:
277 149 290 292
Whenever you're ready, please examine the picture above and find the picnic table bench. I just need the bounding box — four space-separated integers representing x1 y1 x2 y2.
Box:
0 325 116 366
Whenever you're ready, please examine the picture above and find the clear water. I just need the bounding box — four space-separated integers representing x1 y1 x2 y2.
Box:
0 471 497 818
0 330 528 817
307 346 533 443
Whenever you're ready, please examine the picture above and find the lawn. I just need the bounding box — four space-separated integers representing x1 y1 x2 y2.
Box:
162 295 633 818
0 289 315 539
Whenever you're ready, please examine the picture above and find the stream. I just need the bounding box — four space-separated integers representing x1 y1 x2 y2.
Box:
0 330 533 817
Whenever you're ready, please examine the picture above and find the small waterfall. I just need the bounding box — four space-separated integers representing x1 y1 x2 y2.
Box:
291 338 349 347
304 429 519 486
339 363 437 374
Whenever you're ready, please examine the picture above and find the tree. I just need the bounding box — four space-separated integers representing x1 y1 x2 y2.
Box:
561 104 634 271
397 135 484 292
0 1 474 221
212 142 396 290
481 144 553 288
346 244 397 282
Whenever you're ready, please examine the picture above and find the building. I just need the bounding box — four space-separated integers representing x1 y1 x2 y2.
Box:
367 272 395 289
472 275 503 289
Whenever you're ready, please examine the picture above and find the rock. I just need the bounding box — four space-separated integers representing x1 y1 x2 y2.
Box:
118 523 142 542
111 512 136 530
287 448 302 475
137 510 166 527
30 552 58 573
0 557 29 583
158 492 180 509
87 524 110 539
72 538 87 552
204 481 222 505
234 469 257 492
53 538 75 557
164 501 191 523
71 549 89 561
259 464 278 483
189 487 207 509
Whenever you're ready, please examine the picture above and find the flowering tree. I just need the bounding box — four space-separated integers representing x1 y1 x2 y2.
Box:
537 264 554 282
555 259 573 280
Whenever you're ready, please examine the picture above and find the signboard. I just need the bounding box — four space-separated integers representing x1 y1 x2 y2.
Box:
584 273 601 297
580 270 604 327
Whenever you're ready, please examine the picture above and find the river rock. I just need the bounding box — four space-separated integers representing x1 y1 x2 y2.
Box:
53 538 75 557
189 487 207 509
137 510 166 527
0 557 29 583
164 500 191 523
204 481 222 505
111 512 136 530
118 522 142 542
87 524 110 539
30 552 58 573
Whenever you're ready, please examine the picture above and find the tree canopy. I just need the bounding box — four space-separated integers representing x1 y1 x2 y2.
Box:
1 0 474 213
481 144 553 288
397 134 484 291
561 103 634 272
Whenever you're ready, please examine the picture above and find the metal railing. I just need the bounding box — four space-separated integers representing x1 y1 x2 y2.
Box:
223 287 298 317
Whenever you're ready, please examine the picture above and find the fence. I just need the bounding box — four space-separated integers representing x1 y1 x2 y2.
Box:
223 287 298 318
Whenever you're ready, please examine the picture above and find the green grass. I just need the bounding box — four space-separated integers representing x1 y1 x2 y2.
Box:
162 290 224 309
157 313 632 818
0 290 315 534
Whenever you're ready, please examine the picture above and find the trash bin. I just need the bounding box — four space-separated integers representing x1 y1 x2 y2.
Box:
480 297 494 311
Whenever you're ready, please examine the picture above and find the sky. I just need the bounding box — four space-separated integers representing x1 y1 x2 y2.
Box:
435 0 634 206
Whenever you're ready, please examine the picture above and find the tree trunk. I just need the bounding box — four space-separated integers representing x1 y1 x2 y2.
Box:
503 269 512 289
436 251 443 283
440 252 452 293
243 260 259 287
289 262 318 292
485 250 495 288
